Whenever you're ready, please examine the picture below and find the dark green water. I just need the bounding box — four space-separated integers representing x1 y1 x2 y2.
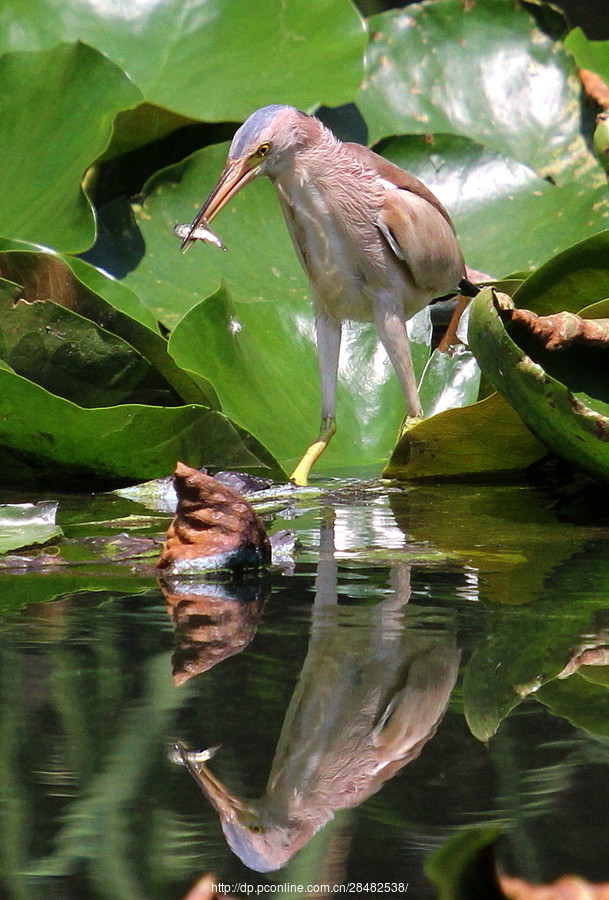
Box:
1 478 609 899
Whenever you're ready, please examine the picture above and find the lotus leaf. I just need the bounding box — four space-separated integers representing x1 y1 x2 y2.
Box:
468 288 609 485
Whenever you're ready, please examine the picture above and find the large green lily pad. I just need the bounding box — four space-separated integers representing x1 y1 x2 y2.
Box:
513 230 609 316
0 249 217 408
0 0 366 122
0 278 169 409
468 287 609 485
0 367 280 490
384 390 545 480
359 0 585 179
0 42 142 252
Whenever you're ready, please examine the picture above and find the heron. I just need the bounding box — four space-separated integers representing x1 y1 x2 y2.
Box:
180 104 477 485
173 523 460 873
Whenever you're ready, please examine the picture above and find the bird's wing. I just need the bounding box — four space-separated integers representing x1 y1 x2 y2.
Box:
344 142 455 226
372 645 461 764
344 142 465 294
377 186 465 293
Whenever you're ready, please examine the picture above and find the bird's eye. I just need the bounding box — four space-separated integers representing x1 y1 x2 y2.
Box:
248 824 264 833
256 142 271 158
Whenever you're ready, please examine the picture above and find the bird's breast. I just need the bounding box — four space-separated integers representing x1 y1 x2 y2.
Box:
273 173 384 322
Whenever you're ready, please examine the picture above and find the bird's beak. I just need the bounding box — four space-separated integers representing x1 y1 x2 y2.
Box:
180 156 259 251
175 742 255 821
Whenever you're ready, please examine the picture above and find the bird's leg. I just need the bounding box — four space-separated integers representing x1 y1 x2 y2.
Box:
373 301 423 430
436 294 470 353
290 313 341 486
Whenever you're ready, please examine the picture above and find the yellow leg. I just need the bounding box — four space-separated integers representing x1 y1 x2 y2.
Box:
289 417 336 486
399 414 423 437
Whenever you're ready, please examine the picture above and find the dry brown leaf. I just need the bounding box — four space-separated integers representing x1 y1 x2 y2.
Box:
499 305 609 353
157 462 271 571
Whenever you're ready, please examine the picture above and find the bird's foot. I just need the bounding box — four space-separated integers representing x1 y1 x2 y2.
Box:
399 415 423 438
289 418 336 486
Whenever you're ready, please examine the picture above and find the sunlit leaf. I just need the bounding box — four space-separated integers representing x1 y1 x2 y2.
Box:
359 0 586 179
418 346 480 419
0 42 142 252
565 27 609 87
513 230 609 315
0 0 366 122
384 391 544 480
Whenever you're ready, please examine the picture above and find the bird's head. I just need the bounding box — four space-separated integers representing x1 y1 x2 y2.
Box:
179 105 314 250
173 741 316 872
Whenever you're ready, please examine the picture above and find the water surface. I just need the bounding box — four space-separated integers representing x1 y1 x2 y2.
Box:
1 478 609 899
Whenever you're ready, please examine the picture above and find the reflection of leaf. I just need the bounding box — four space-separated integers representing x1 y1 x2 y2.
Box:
390 481 591 611
384 391 544 480
463 541 609 741
359 0 587 177
425 825 501 900
468 288 609 485
0 578 151 615
0 502 62 554
0 0 365 122
0 42 142 252
536 675 609 738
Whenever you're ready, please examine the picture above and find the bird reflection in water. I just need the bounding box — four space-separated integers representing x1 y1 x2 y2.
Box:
173 516 460 873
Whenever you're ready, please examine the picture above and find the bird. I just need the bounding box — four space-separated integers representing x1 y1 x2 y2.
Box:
172 519 460 873
180 104 477 485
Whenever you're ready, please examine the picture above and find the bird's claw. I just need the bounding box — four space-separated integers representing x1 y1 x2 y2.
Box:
399 415 423 437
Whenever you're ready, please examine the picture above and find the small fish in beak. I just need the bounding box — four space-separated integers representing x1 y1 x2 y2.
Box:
173 223 227 252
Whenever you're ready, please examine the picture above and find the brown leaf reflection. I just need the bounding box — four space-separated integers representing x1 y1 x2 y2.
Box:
181 873 235 900
161 578 269 685
498 872 609 899
174 516 460 873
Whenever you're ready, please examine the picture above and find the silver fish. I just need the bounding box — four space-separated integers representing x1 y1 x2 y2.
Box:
173 223 227 252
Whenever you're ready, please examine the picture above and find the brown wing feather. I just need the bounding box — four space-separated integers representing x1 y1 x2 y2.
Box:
343 141 455 230
379 183 465 294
